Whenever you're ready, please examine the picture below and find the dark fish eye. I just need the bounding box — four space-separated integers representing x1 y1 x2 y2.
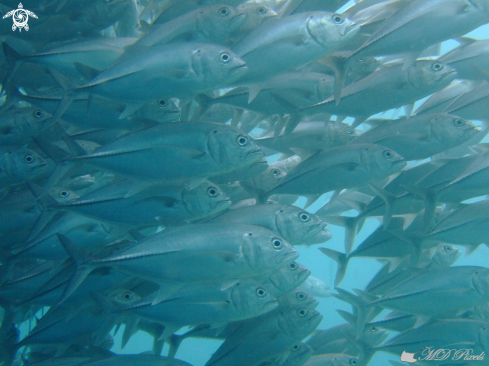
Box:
431 62 444 71
219 7 230 17
59 190 69 198
455 119 465 127
236 135 249 146
346 127 352 134
297 308 308 317
383 150 393 159
271 169 280 176
350 359 358 366
444 245 452 252
271 237 283 250
292 344 300 351
358 58 364 63
255 288 267 298
220 53 231 63
207 186 218 197
257 6 266 14
158 99 167 107
24 155 34 164
371 326 377 332
289 262 297 270
34 110 44 118
333 14 344 24
296 292 306 300
123 292 133 300
298 212 310 222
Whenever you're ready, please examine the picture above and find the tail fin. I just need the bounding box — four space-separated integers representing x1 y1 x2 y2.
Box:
1 43 23 89
319 248 349 286
167 333 184 358
56 234 97 304
47 67 76 123
320 215 359 255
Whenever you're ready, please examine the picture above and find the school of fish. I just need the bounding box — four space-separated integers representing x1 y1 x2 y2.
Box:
0 0 489 365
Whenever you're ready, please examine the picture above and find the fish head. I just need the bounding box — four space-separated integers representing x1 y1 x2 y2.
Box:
191 45 247 87
236 3 278 31
251 166 287 191
361 324 389 346
181 180 231 218
431 244 461 267
207 126 264 169
349 56 380 76
359 144 406 177
85 0 130 28
268 262 311 293
4 147 48 182
13 107 52 134
408 60 457 90
196 5 246 39
330 121 360 145
472 268 489 298
279 289 318 310
430 114 479 146
107 289 142 306
49 187 80 204
275 207 331 246
241 230 298 272
283 343 314 366
230 279 279 317
278 306 323 339
307 13 360 50
137 98 180 123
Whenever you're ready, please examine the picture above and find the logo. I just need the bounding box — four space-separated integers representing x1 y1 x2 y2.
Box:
401 347 485 363
2 3 37 32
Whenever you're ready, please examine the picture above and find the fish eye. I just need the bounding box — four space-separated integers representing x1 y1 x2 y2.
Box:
350 359 358 366
346 127 353 134
383 150 393 159
219 7 230 16
158 99 167 107
24 155 34 164
333 14 344 24
122 292 133 300
207 186 219 197
296 292 306 300
220 52 231 63
358 58 364 63
236 135 249 146
257 6 266 14
454 119 465 127
289 262 298 270
444 245 452 252
271 237 283 250
431 62 444 71
255 288 267 298
297 308 308 317
298 212 310 222
371 326 378 332
34 110 44 118
59 190 70 198
271 169 280 176
292 344 300 351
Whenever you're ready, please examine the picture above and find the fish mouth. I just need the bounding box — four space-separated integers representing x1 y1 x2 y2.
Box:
230 12 246 25
230 63 248 75
213 198 232 210
341 22 360 36
440 69 457 80
264 299 279 310
245 148 263 160
276 251 299 264
391 159 406 168
308 298 319 309
297 268 311 283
